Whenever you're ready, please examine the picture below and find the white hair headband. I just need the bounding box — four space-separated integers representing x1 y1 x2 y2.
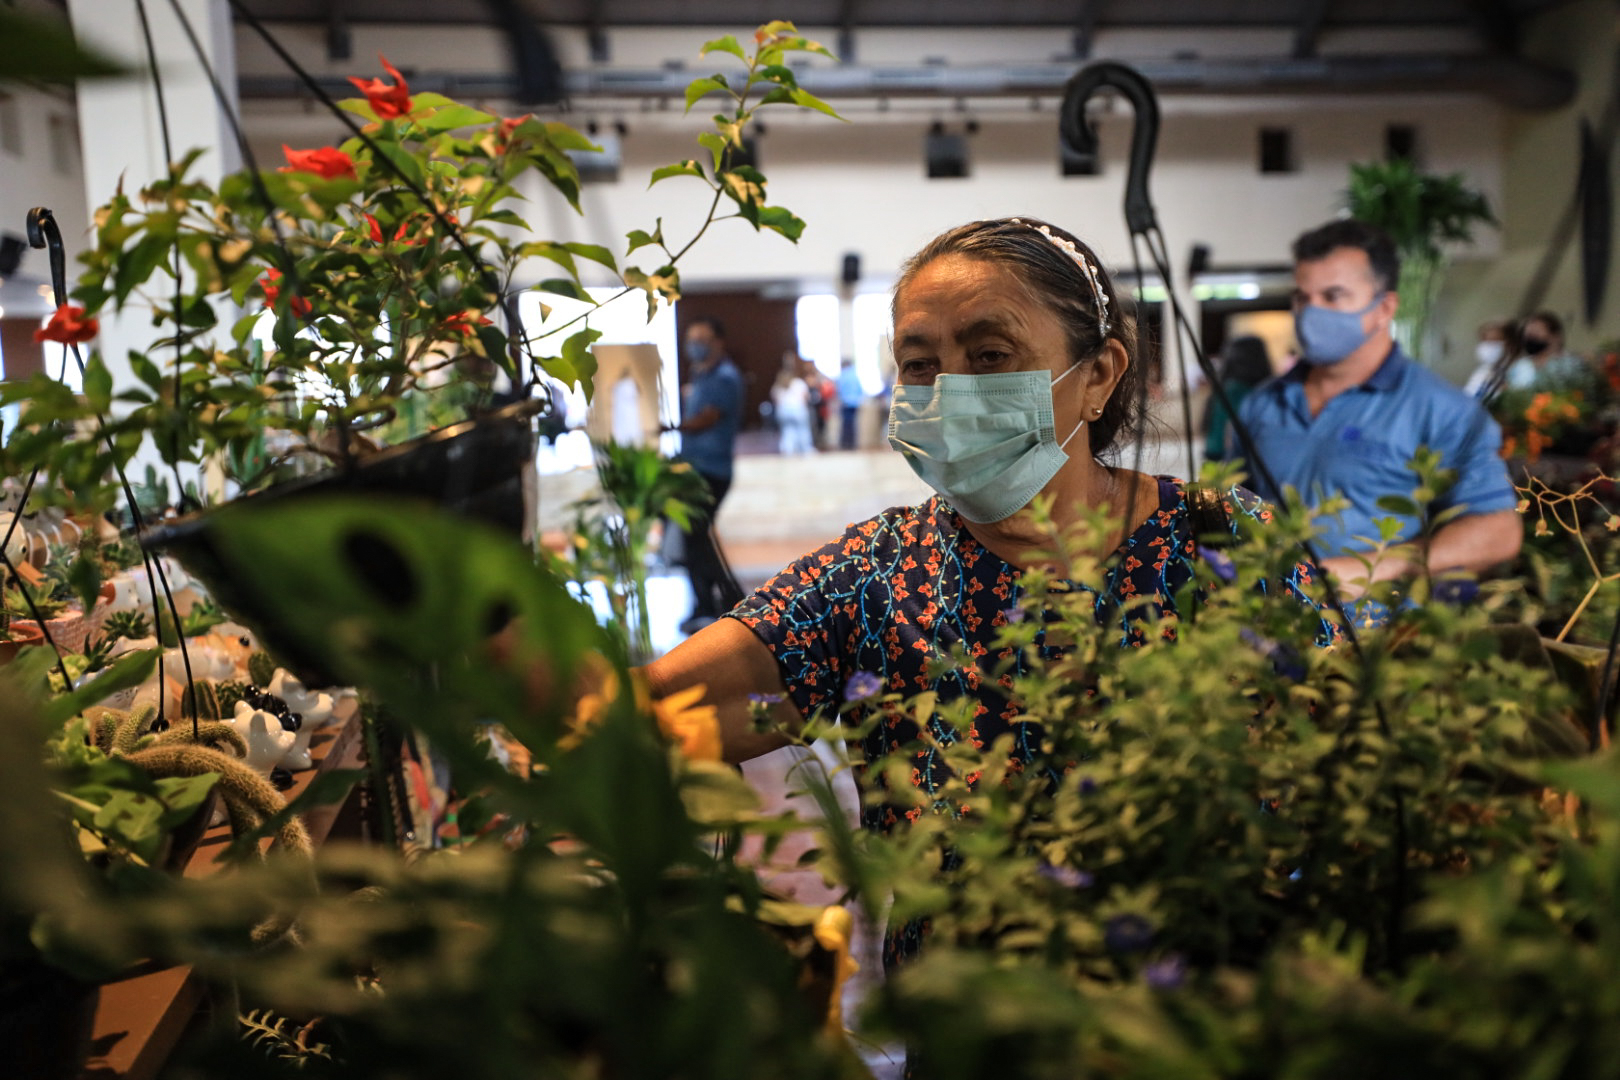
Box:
1009 218 1112 338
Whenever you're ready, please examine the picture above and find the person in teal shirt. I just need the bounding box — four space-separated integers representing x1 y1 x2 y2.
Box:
1202 335 1272 461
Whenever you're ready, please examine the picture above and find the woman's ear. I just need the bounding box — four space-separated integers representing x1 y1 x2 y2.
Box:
1082 338 1130 412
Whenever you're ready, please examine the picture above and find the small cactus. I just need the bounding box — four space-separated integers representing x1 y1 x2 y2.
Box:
181 679 224 722
247 650 277 689
123 741 310 946
102 608 153 643
149 721 248 758
216 679 250 713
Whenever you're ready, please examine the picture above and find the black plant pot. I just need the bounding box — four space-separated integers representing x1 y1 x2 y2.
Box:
143 401 540 685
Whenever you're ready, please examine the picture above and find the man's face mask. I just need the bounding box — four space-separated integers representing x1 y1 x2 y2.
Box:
887 365 1086 524
1523 335 1551 356
685 340 712 365
1294 294 1385 366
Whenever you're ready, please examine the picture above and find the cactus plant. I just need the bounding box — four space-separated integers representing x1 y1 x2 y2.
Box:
247 650 277 689
181 679 225 722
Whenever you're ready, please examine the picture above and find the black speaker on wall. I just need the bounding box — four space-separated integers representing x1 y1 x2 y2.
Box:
926 123 969 179
841 253 861 286
0 233 25 277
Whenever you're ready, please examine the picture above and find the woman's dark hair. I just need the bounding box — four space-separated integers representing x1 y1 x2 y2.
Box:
1524 310 1564 341
893 217 1141 458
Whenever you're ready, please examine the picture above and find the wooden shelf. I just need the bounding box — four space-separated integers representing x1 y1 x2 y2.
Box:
83 703 365 1079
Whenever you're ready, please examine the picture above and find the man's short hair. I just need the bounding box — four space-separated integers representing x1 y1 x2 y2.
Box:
1292 219 1401 294
688 315 726 340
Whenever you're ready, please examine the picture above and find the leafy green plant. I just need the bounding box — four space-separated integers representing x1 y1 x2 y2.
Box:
559 441 713 662
1345 157 1496 356
0 23 840 516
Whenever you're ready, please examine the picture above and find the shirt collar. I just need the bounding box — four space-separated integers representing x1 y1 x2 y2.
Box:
1281 341 1408 392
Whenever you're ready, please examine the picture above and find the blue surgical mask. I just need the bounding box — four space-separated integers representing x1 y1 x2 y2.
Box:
887 366 1085 524
685 340 712 365
1295 295 1384 366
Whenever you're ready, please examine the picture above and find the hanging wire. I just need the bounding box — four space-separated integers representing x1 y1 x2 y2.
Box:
27 207 196 734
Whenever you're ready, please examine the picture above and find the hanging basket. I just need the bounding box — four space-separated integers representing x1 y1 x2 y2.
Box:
143 400 541 685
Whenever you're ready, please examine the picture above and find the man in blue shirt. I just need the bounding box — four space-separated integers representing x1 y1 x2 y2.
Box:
1237 219 1521 594
835 358 865 450
669 316 745 633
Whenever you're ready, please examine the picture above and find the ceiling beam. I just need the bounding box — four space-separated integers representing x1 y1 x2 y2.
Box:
1292 0 1331 60
839 0 858 64
240 53 1578 110
1073 0 1101 60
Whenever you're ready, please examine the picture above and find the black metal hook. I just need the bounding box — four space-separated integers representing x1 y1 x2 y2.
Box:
24 207 68 308
1060 62 1160 235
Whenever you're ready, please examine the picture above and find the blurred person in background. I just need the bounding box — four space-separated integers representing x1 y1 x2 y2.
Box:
771 353 816 456
1201 335 1272 462
1505 310 1593 393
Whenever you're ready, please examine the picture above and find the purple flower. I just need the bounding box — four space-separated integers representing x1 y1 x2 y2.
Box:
1239 627 1306 682
1079 776 1098 795
1001 606 1026 624
746 692 785 706
1432 574 1480 606
1103 913 1154 953
844 671 883 702
1142 953 1186 990
1036 863 1093 889
1197 546 1237 583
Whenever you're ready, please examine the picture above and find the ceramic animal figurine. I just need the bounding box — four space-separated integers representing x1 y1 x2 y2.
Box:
267 668 333 770
228 700 297 777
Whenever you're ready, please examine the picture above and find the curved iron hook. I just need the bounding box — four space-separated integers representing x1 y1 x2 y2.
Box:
1060 62 1160 235
25 207 68 307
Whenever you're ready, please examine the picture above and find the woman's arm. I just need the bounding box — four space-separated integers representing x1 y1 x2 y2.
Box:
643 618 801 764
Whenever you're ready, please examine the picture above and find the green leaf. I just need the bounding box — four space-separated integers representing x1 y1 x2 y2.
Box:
758 64 799 89
43 649 159 726
520 242 579 279
758 205 806 243
790 87 843 120
82 357 113 409
129 350 163 392
650 160 705 187
683 75 731 114
562 328 602 405
536 278 594 303
625 219 664 256
368 140 426 189
699 35 747 62
564 242 618 273
1375 495 1421 517
113 233 174 307
415 104 496 133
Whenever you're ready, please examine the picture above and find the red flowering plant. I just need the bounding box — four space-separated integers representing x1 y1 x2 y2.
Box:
0 24 839 507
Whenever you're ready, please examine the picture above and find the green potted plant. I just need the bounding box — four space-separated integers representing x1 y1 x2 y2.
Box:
1344 157 1496 358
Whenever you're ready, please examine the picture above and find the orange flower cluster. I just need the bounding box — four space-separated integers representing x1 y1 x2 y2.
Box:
34 304 98 345
279 144 356 181
259 267 312 319
1524 391 1582 431
348 55 413 119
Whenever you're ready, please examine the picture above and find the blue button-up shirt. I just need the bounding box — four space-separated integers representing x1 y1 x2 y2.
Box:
1237 346 1517 555
681 358 743 479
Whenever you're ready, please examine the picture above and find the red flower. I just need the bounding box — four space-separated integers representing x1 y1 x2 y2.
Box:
348 55 413 120
445 311 493 336
366 213 421 247
34 304 98 345
260 268 313 319
279 144 356 181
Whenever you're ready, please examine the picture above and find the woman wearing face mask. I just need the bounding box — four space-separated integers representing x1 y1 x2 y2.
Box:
1504 311 1593 393
1461 320 1511 398
643 217 1296 778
